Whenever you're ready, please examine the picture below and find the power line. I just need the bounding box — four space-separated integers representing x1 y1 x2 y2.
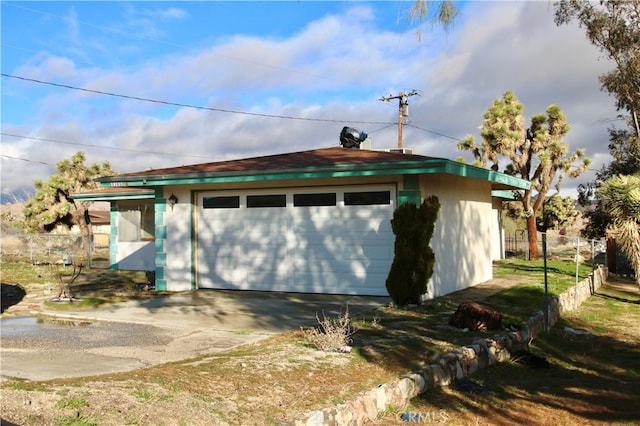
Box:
0 154 51 166
2 73 394 126
1 132 217 160
366 123 397 134
404 123 462 141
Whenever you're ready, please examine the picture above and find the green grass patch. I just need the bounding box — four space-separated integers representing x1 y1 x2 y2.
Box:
55 397 88 410
9 380 50 392
130 389 155 402
54 414 99 426
494 258 594 284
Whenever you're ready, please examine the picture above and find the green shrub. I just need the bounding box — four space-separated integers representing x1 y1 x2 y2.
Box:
385 196 440 306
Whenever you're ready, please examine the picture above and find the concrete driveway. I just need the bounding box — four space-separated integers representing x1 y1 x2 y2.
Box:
0 290 388 381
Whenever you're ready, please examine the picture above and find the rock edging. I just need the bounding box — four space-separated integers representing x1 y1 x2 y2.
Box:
290 266 608 426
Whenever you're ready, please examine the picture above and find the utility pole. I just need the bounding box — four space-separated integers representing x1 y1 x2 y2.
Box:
379 90 419 149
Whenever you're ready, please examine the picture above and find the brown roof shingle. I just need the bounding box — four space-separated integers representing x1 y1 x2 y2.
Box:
116 147 431 177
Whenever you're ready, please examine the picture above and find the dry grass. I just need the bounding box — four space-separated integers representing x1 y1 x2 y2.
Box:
1 260 638 426
301 306 358 352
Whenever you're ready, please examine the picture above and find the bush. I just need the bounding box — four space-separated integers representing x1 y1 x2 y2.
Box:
385 196 440 306
302 307 358 352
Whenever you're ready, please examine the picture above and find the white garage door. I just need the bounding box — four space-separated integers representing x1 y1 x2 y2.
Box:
196 185 396 295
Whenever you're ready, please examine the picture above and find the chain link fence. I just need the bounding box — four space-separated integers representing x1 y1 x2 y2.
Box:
0 233 110 268
505 231 606 264
503 230 638 280
2 231 630 277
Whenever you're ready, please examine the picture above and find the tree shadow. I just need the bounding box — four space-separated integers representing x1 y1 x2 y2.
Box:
595 292 640 305
1 283 26 313
402 308 640 424
595 276 640 304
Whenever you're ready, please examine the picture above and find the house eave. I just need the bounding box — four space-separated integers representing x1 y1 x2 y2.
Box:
72 188 156 201
97 158 531 191
491 190 518 200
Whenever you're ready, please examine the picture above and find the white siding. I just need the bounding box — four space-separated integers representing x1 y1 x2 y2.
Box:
194 185 396 295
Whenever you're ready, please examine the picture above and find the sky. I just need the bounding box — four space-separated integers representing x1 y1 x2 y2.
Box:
0 1 622 202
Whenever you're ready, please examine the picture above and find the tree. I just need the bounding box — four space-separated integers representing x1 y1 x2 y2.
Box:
386 196 440 306
23 152 116 238
578 126 640 238
555 1 640 243
407 0 459 40
458 91 590 259
555 0 640 136
598 174 640 286
537 195 580 233
504 195 579 233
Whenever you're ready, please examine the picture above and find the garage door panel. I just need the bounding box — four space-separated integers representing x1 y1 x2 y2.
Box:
200 219 244 235
204 267 248 289
197 186 395 294
292 270 341 288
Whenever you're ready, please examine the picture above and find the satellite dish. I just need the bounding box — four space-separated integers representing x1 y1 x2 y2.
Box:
339 126 368 149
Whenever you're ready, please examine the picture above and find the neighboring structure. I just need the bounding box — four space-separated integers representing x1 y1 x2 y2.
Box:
74 147 529 298
87 209 111 247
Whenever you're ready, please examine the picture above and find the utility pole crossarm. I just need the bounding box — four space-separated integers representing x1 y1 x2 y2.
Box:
379 90 420 149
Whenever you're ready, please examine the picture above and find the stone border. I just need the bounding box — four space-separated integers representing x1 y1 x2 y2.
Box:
290 266 608 426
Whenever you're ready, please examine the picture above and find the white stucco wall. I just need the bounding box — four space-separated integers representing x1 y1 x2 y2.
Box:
163 187 194 291
115 241 155 270
421 174 495 298
490 198 505 261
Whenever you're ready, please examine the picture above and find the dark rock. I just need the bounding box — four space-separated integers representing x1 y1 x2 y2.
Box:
449 301 502 331
511 349 551 368
453 378 492 394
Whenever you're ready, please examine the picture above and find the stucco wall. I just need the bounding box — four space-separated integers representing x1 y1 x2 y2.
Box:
420 174 494 298
163 187 194 292
490 198 505 261
114 241 155 270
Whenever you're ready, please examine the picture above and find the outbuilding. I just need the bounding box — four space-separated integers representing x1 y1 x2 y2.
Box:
75 146 529 298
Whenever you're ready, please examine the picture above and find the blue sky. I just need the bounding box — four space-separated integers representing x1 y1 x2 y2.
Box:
1 1 620 199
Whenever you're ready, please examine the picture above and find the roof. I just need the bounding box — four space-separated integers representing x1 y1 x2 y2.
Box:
88 210 110 225
94 147 530 191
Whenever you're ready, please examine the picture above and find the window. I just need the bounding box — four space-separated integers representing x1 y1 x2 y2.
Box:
203 196 240 209
118 203 154 242
247 194 286 208
344 191 391 206
293 193 336 207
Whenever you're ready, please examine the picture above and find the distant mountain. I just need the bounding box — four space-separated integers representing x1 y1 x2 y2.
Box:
1 191 33 205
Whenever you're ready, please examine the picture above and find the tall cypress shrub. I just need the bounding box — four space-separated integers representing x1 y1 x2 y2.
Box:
385 196 440 306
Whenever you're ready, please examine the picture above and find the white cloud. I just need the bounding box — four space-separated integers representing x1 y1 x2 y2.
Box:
152 7 188 21
1 2 622 201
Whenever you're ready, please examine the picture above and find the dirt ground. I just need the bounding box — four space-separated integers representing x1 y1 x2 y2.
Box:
1 276 638 426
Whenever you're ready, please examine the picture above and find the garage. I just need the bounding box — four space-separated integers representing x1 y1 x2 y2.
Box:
80 146 531 295
195 185 396 295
